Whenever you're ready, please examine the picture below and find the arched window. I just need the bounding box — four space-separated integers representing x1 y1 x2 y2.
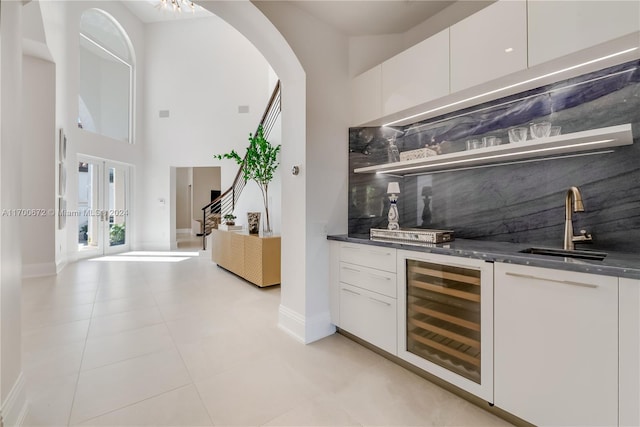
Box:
78 9 134 143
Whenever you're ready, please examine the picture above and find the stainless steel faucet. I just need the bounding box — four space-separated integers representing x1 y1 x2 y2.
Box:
564 186 593 250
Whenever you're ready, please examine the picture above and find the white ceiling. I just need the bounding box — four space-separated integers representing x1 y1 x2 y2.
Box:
288 1 455 36
122 0 456 36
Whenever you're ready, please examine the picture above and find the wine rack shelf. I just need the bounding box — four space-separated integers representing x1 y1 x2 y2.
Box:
406 259 483 383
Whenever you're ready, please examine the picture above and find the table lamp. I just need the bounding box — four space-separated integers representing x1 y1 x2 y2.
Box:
387 182 400 230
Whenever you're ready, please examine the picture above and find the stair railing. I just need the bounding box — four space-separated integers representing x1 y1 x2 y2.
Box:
201 80 281 249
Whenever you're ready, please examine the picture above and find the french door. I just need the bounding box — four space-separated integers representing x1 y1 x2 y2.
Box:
77 156 131 258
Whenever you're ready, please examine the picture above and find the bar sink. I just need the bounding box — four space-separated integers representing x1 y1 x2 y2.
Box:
519 247 608 260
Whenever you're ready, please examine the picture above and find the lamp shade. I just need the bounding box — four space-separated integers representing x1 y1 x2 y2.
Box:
387 182 400 194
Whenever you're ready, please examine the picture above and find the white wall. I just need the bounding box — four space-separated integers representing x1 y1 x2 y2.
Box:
38 1 146 265
142 16 273 250
21 55 57 277
253 1 349 342
1 2 28 424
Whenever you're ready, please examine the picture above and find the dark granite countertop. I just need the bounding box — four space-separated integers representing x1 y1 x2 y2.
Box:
328 234 640 280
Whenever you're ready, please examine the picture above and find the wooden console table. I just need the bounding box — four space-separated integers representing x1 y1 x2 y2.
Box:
211 228 281 287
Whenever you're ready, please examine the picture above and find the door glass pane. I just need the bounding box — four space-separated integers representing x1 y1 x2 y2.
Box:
108 166 127 247
78 161 101 250
78 9 133 143
406 259 482 384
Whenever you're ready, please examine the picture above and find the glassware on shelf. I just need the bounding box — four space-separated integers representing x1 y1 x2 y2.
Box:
466 139 485 150
550 126 562 137
530 122 552 139
482 136 501 147
508 127 528 143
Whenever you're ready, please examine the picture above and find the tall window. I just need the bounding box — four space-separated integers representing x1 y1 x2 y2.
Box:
78 9 134 143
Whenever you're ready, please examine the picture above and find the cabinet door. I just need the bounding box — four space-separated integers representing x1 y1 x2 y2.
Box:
494 263 618 426
339 262 396 298
528 0 640 67
228 232 245 276
351 65 382 126
381 29 449 116
211 229 230 268
340 243 396 273
620 277 640 427
450 0 527 92
339 283 397 355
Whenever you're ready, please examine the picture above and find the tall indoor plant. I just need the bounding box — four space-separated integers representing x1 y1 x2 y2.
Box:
214 125 281 234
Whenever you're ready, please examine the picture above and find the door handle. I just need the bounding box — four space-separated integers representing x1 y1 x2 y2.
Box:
505 272 598 289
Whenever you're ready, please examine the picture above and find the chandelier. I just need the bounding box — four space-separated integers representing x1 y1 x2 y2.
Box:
158 0 196 13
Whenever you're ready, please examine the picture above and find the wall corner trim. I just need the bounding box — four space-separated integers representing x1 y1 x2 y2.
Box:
1 373 29 427
278 305 336 344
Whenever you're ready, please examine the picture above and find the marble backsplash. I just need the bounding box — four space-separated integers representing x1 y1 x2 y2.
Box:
349 60 640 253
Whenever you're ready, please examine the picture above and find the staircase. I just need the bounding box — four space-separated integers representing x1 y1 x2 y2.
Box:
201 80 281 249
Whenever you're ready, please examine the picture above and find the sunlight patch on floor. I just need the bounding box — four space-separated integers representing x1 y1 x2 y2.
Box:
89 251 199 262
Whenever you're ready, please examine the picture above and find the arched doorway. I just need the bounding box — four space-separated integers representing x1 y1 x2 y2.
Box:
196 2 320 343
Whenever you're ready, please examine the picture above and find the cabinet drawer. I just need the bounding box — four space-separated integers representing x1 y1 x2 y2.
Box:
339 262 396 298
339 283 397 355
340 243 396 272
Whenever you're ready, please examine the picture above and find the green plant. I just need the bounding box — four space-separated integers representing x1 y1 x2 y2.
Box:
110 223 126 245
214 125 281 233
223 214 236 225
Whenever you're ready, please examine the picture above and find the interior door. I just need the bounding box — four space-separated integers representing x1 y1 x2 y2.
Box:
77 157 130 258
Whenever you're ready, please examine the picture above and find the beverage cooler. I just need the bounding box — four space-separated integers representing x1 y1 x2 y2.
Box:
397 250 494 402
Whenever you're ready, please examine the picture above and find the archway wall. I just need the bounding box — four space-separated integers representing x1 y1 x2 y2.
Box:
202 1 349 343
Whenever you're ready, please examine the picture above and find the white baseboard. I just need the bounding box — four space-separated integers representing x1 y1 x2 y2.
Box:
278 304 306 343
56 258 67 274
278 305 335 344
176 228 191 234
1 373 28 427
304 311 336 344
22 262 56 278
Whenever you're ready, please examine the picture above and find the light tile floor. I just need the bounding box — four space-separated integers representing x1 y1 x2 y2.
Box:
22 247 513 426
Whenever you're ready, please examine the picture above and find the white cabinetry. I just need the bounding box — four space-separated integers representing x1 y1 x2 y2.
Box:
381 29 449 117
620 277 640 426
494 262 618 426
528 0 640 67
450 0 527 92
335 243 397 355
351 65 382 126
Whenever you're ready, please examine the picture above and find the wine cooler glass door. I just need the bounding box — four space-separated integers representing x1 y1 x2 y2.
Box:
398 251 493 402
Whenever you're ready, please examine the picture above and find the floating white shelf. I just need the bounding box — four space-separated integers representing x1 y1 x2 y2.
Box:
354 124 634 175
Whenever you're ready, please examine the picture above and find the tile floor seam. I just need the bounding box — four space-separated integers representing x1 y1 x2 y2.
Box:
85 318 167 341
69 383 197 426
150 277 216 427
79 341 176 373
65 283 100 427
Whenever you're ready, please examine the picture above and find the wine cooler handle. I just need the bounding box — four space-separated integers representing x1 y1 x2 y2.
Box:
505 272 598 289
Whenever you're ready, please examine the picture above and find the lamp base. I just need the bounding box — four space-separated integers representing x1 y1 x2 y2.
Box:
387 202 399 230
